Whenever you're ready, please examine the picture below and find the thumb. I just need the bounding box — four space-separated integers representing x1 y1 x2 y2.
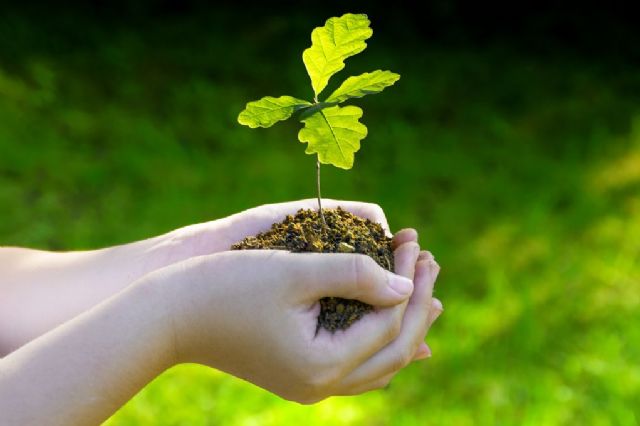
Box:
288 253 414 306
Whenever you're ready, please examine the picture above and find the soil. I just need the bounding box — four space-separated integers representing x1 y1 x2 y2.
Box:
231 207 394 333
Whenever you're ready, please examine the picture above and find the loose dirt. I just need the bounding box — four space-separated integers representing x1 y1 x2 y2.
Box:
231 207 394 332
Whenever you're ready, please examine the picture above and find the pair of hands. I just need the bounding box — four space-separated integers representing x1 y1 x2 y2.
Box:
143 199 442 403
0 199 442 426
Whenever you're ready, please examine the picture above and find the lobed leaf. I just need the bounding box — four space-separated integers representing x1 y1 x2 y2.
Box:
325 70 400 103
303 14 373 98
238 96 312 128
298 105 368 169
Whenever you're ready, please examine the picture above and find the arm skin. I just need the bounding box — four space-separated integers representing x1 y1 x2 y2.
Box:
0 272 175 425
0 200 443 425
0 199 392 356
0 247 441 426
0 242 178 356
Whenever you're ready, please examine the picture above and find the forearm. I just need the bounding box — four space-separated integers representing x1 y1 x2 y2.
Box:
0 219 231 355
0 241 162 355
0 274 175 426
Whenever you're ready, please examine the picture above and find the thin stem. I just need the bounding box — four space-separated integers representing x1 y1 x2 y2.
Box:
316 158 327 228
312 97 326 229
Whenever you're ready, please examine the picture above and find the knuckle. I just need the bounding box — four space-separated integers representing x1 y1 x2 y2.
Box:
382 374 395 388
374 374 395 390
280 387 323 405
352 255 377 293
383 315 403 344
303 366 341 395
282 365 338 405
396 347 414 370
294 394 326 405
367 202 384 217
389 351 410 372
184 254 214 280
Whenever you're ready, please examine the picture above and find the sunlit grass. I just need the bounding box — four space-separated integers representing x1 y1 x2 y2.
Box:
1 11 639 425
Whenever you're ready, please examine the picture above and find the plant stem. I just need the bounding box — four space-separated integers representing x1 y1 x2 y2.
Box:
312 96 327 229
316 158 327 228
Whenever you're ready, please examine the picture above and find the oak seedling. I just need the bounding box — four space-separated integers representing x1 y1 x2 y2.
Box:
238 13 400 223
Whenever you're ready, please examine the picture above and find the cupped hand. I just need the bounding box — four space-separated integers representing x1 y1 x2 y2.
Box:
153 199 391 262
151 245 429 404
338 245 442 395
139 199 444 402
222 199 391 242
392 229 443 362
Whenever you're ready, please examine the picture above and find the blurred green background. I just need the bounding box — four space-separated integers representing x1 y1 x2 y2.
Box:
1 2 639 424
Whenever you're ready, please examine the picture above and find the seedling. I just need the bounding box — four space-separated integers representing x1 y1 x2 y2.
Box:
238 13 400 224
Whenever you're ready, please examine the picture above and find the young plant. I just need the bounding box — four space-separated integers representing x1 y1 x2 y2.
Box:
238 13 399 224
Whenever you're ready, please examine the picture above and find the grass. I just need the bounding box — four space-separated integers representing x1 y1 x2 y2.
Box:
1 8 639 425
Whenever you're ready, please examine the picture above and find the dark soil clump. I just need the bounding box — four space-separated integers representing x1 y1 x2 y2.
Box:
231 207 394 332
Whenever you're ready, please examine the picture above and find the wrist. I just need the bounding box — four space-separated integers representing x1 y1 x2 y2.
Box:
132 271 185 369
149 218 232 266
147 254 214 366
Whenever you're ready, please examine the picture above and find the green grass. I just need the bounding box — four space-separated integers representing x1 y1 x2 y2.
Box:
1 10 639 425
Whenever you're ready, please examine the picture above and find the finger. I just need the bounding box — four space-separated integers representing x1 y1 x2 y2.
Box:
226 199 391 243
329 245 424 380
394 241 420 281
410 299 442 362
392 228 418 250
324 200 390 235
224 200 321 240
288 252 414 307
394 243 424 364
339 258 440 387
412 342 432 361
340 259 437 385
315 243 420 374
318 200 390 236
322 305 404 375
427 298 444 327
336 372 395 396
389 240 421 336
418 250 434 262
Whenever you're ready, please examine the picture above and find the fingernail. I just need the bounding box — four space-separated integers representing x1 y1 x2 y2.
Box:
404 228 418 242
400 241 420 257
428 299 444 326
388 273 413 296
414 343 432 360
432 298 443 312
429 259 440 280
418 250 434 261
429 310 442 327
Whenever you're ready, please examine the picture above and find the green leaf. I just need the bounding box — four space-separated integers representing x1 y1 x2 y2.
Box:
238 96 312 128
325 70 400 103
303 14 373 98
298 105 368 169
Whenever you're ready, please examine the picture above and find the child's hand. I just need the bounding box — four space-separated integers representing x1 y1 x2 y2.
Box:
0 203 442 424
155 199 391 260
151 242 439 403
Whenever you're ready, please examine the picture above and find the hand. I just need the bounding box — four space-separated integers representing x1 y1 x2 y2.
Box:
0 242 440 425
391 229 444 363
154 199 391 263
152 244 435 404
339 245 443 394
0 203 443 425
222 199 391 242
0 199 426 359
